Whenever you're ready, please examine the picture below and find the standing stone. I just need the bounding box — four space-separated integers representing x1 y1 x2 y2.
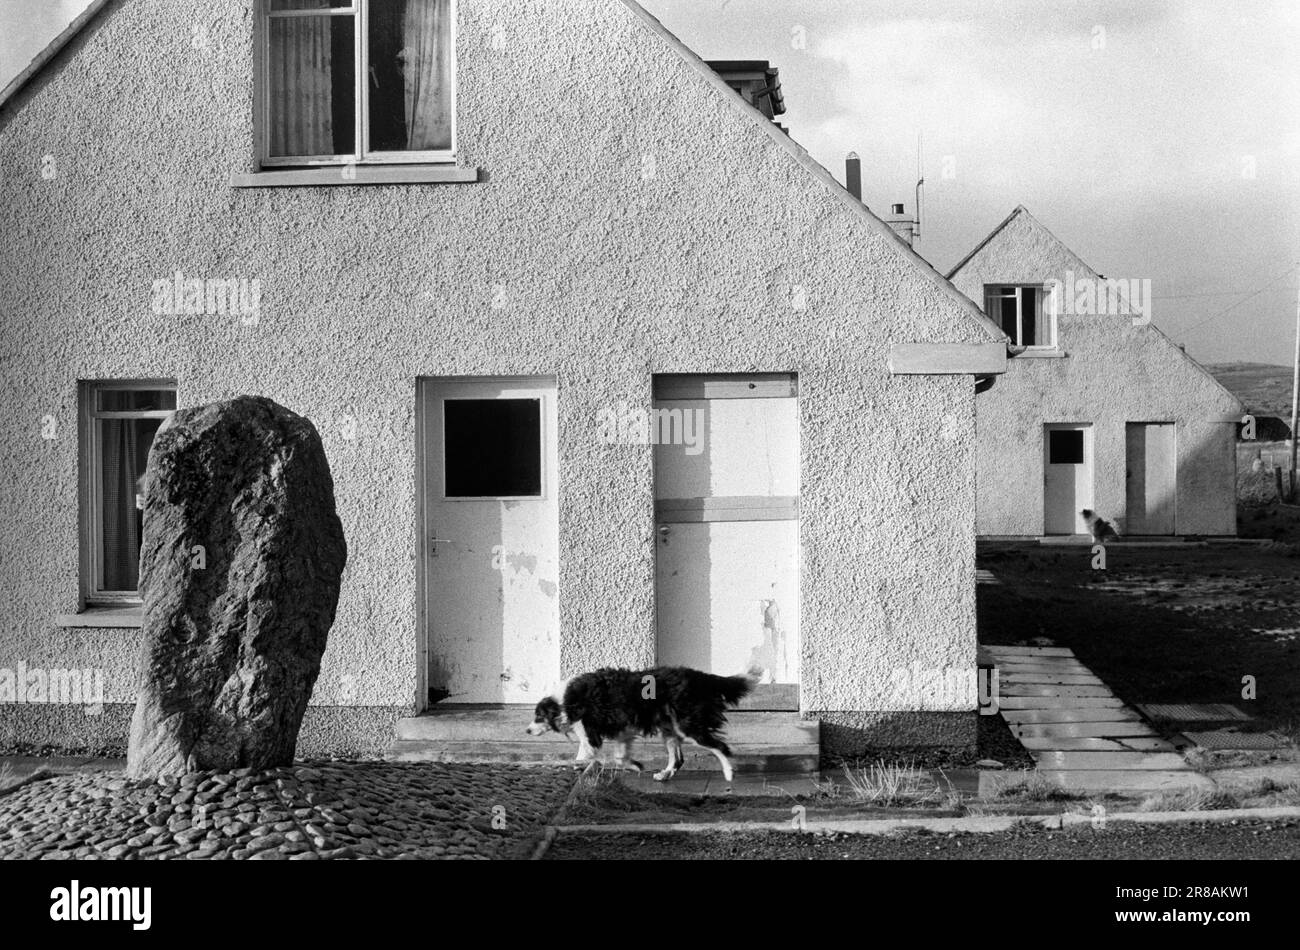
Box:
126 396 347 778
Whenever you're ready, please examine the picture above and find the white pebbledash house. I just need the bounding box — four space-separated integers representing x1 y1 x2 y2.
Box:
0 0 1010 764
948 206 1243 538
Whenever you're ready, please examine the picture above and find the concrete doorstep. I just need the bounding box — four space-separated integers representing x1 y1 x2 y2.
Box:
548 806 1300 840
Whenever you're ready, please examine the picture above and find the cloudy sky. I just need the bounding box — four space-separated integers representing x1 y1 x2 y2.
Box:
3 0 1297 365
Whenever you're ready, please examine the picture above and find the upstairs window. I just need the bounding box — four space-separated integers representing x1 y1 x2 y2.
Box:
261 0 455 166
986 285 1056 349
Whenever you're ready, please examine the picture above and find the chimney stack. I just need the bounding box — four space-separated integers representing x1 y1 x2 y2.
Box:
846 152 862 201
887 202 917 247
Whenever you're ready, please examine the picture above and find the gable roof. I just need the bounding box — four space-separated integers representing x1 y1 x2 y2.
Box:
945 205 1027 280
619 1 1003 342
1 0 1004 344
0 0 117 118
949 204 1245 411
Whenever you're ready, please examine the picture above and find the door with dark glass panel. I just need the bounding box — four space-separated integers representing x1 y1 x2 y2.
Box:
420 378 558 705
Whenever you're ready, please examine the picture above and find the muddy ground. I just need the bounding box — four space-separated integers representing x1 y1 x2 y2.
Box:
977 531 1300 737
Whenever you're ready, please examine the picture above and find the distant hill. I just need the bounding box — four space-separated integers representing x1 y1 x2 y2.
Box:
1207 362 1293 418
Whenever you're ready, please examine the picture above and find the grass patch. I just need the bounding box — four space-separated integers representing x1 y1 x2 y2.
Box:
560 769 658 821
836 759 964 810
1139 787 1242 812
841 760 913 805
1222 777 1300 808
993 770 1084 803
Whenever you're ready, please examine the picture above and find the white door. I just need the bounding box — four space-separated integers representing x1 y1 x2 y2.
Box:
653 375 800 705
1043 424 1093 535
1126 423 1176 535
420 378 559 704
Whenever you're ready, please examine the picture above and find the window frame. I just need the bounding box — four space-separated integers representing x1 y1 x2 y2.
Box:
1047 428 1086 465
257 0 458 169
79 380 178 607
986 284 1057 350
439 395 548 503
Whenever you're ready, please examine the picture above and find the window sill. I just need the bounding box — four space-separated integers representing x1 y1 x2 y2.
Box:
55 607 144 629
1013 348 1067 359
230 165 481 188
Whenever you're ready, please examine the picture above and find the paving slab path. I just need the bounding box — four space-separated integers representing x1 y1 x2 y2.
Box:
984 645 1212 793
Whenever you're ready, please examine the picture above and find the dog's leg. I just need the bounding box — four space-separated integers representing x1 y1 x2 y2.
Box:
611 738 643 774
625 736 644 773
653 734 682 782
704 747 735 784
689 735 736 783
572 720 597 771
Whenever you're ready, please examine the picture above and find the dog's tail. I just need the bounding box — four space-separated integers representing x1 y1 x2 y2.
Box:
713 668 761 707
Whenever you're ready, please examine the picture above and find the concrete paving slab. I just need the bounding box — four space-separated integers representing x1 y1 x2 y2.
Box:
618 773 714 796
1001 685 1116 698
980 769 1212 796
1035 770 1215 792
992 659 1095 670
1031 751 1192 771
725 773 823 798
1000 673 1106 686
984 646 1077 657
998 697 1125 710
1018 736 1175 752
1011 721 1159 739
1002 708 1139 725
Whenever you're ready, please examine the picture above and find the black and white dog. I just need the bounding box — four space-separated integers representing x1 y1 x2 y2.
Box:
526 666 757 782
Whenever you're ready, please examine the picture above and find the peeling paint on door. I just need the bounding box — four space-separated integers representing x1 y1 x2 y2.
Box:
653 380 799 684
422 378 560 704
747 599 787 685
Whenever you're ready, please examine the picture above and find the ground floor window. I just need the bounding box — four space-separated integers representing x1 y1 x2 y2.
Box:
81 381 177 603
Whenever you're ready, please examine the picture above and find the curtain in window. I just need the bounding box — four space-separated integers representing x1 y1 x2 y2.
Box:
402 0 453 151
270 2 337 157
101 420 143 591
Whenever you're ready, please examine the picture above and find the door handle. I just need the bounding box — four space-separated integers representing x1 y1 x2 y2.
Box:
429 534 454 557
658 525 670 542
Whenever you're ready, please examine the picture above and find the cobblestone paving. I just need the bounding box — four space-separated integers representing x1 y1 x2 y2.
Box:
0 762 574 860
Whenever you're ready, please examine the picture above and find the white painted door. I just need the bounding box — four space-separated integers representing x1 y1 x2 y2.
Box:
653 375 800 698
1126 423 1176 535
1043 424 1093 535
421 378 559 704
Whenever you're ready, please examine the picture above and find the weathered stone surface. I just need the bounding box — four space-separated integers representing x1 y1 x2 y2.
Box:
126 397 347 778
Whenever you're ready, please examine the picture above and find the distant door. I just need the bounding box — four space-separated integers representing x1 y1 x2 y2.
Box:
653 375 800 707
1043 424 1093 535
420 378 559 704
1126 423 1176 535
